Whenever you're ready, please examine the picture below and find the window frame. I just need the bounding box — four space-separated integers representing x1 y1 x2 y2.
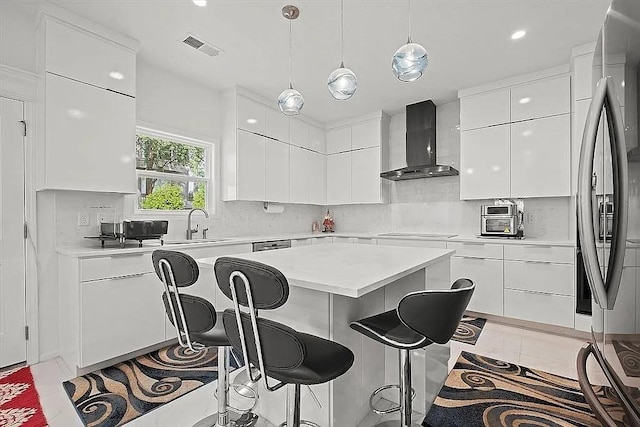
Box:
134 126 214 216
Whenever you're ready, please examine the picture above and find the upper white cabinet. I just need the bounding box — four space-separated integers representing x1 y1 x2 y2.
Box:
573 53 594 102
309 151 327 205
460 125 511 200
326 127 351 154
459 71 571 200
459 89 510 131
44 69 136 193
325 113 389 205
237 96 266 135
289 145 310 204
510 115 571 198
510 76 570 122
38 13 139 193
265 139 290 202
308 124 326 154
235 130 266 201
42 17 136 96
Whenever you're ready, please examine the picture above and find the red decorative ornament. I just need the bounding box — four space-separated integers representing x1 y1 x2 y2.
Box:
322 210 335 233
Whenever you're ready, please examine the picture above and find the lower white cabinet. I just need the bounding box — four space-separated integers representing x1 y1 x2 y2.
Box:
503 260 574 296
378 239 447 249
81 272 165 367
451 256 504 316
504 290 574 328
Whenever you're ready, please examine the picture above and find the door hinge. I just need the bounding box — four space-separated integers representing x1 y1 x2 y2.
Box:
25 326 29 341
20 120 26 137
24 223 28 239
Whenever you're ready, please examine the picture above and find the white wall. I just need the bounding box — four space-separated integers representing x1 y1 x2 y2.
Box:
0 3 37 73
329 100 573 241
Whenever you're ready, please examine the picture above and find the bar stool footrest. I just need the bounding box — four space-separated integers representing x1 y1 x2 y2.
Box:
369 384 416 416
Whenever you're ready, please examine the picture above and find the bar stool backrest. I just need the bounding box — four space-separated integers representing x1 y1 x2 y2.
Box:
397 278 475 345
214 257 302 391
152 250 217 351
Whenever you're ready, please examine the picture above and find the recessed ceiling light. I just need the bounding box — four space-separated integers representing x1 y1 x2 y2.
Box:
519 97 531 104
109 71 124 80
193 0 207 6
246 119 257 124
511 30 526 40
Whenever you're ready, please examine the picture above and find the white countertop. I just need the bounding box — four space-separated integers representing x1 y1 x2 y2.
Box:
197 243 454 298
56 231 576 258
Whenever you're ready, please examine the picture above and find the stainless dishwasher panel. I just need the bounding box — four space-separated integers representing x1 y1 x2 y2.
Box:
252 240 292 252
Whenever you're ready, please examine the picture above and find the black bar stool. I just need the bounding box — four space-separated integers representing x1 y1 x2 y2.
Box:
350 278 475 427
152 250 258 427
214 256 355 427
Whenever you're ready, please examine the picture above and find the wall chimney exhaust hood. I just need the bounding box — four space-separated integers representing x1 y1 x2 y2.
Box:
381 100 459 181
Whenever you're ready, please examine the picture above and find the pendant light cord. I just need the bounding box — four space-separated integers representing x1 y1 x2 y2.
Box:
289 18 293 88
407 0 412 43
340 0 344 65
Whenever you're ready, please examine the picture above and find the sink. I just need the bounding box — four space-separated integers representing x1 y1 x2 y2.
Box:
378 232 458 238
165 238 232 245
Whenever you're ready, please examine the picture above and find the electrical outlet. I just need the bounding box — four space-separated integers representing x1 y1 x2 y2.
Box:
78 212 90 226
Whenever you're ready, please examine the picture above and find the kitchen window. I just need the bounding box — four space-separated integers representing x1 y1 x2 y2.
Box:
135 127 212 212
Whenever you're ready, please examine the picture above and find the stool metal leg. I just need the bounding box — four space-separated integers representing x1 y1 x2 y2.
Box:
286 384 301 427
399 349 412 427
193 346 231 427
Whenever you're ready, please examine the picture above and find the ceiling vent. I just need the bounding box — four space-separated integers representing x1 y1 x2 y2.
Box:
182 34 223 57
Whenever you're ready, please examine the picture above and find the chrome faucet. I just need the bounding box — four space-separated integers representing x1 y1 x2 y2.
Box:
186 208 209 240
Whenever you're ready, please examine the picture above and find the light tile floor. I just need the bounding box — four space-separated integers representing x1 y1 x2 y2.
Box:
29 320 608 426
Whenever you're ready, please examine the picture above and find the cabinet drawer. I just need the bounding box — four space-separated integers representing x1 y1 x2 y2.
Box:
292 239 312 247
81 253 153 282
451 257 503 316
504 289 574 328
378 239 447 249
333 237 354 244
80 272 165 366
446 242 503 259
312 237 333 245
503 245 574 264
504 260 574 296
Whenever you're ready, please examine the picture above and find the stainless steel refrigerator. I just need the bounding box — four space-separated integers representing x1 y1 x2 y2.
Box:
577 0 640 425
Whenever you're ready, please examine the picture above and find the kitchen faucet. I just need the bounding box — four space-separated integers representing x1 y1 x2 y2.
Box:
186 208 209 240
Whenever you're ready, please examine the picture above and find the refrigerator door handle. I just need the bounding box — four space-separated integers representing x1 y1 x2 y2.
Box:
603 77 629 309
578 77 612 308
576 343 618 427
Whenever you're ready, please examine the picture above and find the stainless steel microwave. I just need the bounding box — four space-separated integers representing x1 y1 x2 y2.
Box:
480 205 521 237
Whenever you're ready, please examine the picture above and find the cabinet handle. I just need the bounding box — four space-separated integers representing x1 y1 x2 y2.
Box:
109 253 146 259
109 273 146 280
522 260 552 265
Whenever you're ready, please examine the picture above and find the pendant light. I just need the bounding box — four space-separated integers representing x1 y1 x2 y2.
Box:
277 5 304 115
327 0 357 100
392 0 428 82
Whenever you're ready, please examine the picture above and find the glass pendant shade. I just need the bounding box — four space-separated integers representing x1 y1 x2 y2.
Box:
278 87 304 115
392 41 428 82
328 64 357 100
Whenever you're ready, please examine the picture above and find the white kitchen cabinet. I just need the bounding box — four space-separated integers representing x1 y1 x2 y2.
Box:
43 17 136 96
510 114 571 198
327 152 352 205
290 117 308 150
351 147 381 204
236 130 266 201
266 107 290 143
237 96 266 135
573 53 594 101
333 237 355 244
503 244 574 264
459 89 510 131
446 242 503 259
290 145 310 204
504 289 574 328
312 237 333 245
43 73 136 193
326 127 351 154
81 272 165 367
510 75 570 122
460 124 511 200
308 124 326 154
377 239 447 249
451 256 503 316
351 120 381 150
265 139 290 203
309 151 327 205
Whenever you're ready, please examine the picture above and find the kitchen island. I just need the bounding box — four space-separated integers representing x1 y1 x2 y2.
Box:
197 243 454 426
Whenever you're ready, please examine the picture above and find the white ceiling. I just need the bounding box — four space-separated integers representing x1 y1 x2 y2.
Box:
43 0 609 123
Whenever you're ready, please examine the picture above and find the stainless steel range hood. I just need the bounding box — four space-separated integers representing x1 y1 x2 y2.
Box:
381 100 459 181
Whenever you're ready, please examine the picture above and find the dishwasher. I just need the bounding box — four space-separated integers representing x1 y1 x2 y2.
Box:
251 239 292 252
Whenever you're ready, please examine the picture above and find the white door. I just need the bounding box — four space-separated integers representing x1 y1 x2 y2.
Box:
0 97 26 368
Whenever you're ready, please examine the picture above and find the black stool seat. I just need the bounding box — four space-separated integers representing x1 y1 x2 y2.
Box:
350 309 432 350
192 312 231 347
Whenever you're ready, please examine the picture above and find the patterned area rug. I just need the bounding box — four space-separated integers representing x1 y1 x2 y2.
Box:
63 344 238 427
0 366 48 426
452 316 487 345
613 340 640 378
423 351 637 427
